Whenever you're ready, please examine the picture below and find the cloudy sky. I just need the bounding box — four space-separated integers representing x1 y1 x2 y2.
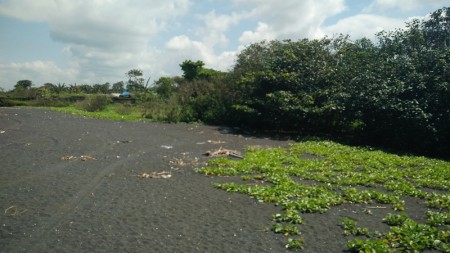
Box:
0 0 447 90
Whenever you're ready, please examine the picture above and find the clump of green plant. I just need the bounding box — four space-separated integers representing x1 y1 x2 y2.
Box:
347 238 393 253
271 223 300 236
141 96 183 123
340 218 370 237
115 103 134 115
426 193 450 210
285 238 304 251
385 219 449 252
76 94 111 112
195 140 450 251
273 209 303 224
29 97 72 107
427 211 450 226
383 213 409 226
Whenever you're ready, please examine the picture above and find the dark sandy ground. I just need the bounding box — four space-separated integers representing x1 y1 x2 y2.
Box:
0 108 433 252
0 108 292 253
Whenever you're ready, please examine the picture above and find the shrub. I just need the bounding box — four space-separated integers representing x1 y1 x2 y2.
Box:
76 95 111 112
141 96 183 123
0 98 27 107
115 103 133 115
29 98 71 107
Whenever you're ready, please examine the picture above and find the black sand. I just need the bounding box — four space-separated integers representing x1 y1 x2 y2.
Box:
2 108 431 252
0 108 293 252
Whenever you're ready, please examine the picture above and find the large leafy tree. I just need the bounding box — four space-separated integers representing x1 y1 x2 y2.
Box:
154 77 176 99
126 69 145 92
14 80 32 91
231 38 338 131
180 60 205 81
229 7 450 156
180 60 225 81
112 81 125 92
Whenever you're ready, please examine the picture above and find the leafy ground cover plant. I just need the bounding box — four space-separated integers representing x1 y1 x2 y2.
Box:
195 141 450 251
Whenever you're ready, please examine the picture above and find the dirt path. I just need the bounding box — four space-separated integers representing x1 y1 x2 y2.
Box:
1 108 298 252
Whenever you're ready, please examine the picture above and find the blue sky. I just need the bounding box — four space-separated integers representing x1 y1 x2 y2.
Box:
0 0 448 91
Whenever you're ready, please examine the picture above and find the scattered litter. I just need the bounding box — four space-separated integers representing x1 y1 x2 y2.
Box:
204 147 243 158
207 140 226 144
170 153 206 167
61 155 76 160
367 206 387 209
196 142 206 145
0 130 5 134
116 140 132 144
61 155 96 161
4 205 27 216
136 171 172 179
80 155 96 161
161 145 173 149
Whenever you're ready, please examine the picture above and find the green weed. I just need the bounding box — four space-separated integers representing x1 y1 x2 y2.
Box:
195 141 450 251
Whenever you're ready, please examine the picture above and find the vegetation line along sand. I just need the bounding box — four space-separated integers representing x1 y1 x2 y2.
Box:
195 141 450 252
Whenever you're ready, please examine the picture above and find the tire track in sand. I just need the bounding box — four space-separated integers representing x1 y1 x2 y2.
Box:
26 151 142 252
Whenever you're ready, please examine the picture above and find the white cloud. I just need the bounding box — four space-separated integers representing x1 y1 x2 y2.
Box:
365 0 448 12
234 0 347 39
164 9 244 73
0 61 78 88
321 14 406 40
165 35 219 68
166 35 202 51
0 0 57 22
239 22 275 45
197 10 242 48
0 0 192 89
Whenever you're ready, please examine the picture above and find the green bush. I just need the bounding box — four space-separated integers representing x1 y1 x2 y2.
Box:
0 98 27 107
228 7 450 157
76 95 111 112
141 96 183 123
115 103 133 115
29 98 71 107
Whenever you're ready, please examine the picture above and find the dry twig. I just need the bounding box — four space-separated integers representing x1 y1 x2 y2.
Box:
136 171 172 179
204 147 243 158
60 155 96 161
207 140 226 144
5 205 27 216
80 155 96 161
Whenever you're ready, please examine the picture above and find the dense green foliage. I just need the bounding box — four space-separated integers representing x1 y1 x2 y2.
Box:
75 94 111 112
1 7 448 156
195 141 450 251
228 7 450 156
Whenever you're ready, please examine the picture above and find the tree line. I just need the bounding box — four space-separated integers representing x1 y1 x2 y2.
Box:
225 7 450 156
2 7 449 157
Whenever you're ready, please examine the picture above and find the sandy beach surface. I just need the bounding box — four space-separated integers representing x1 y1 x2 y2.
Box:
1 107 298 252
2 107 432 252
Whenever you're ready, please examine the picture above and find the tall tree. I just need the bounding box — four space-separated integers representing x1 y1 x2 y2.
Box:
112 81 125 92
14 80 32 91
180 60 205 81
154 77 176 99
126 69 145 92
422 7 450 49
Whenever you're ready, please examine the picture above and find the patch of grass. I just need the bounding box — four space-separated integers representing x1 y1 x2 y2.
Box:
75 94 111 112
195 141 450 252
48 104 143 121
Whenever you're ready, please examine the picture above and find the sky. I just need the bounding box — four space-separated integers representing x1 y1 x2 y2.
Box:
0 0 448 91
